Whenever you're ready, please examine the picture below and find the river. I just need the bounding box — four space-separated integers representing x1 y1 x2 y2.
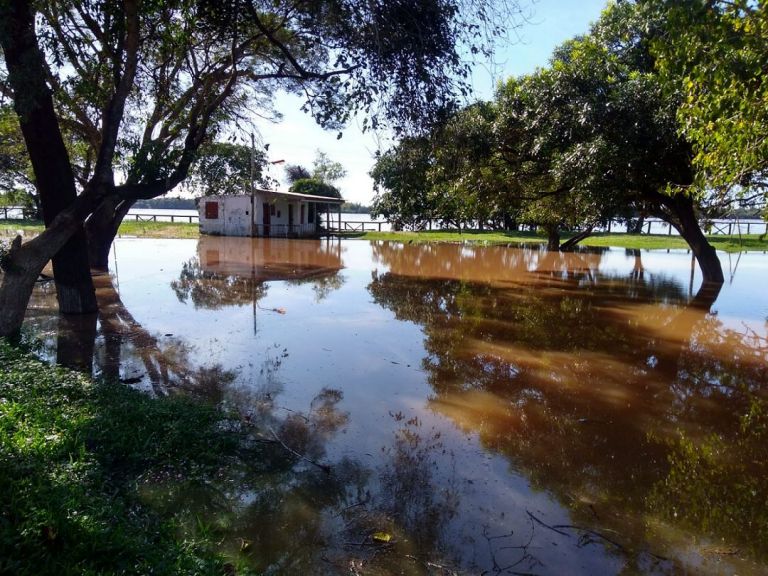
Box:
23 238 768 575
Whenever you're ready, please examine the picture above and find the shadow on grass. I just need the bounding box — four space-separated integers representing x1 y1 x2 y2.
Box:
0 340 277 575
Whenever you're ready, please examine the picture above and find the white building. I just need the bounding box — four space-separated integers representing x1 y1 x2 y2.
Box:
198 189 344 237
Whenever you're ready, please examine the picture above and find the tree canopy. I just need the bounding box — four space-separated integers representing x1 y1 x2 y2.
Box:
0 0 524 334
287 150 347 199
312 151 347 185
187 141 273 196
371 0 754 280
651 0 768 211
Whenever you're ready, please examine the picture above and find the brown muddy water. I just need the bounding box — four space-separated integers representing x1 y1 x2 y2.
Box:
24 237 768 575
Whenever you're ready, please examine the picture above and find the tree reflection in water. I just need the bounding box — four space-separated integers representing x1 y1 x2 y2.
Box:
368 241 768 572
22 240 480 574
171 236 346 310
21 238 768 574
25 275 238 398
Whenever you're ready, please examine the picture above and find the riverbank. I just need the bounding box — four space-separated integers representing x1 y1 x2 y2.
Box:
2 219 766 251
0 340 264 575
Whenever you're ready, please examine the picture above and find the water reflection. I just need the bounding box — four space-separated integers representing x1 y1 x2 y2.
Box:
26 274 239 398
22 238 768 574
369 241 767 571
171 236 344 310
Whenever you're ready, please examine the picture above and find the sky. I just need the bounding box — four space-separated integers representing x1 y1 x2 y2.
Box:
253 0 609 206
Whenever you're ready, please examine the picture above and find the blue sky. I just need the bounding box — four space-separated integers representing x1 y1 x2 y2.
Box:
254 0 609 205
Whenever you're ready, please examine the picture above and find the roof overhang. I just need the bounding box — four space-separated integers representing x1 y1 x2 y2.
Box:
255 188 344 204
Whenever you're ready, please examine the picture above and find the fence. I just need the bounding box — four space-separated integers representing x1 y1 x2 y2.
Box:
1 206 25 220
126 213 198 223
322 220 387 233
251 223 317 237
321 217 768 236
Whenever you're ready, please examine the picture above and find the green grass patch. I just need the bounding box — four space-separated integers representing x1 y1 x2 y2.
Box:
117 220 199 239
0 219 43 236
0 339 261 575
0 219 200 239
358 230 768 253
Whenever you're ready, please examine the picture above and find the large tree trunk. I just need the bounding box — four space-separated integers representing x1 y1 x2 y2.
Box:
503 213 517 231
628 216 645 234
628 249 644 280
670 195 724 284
49 237 98 314
56 312 98 373
559 226 594 251
0 0 96 315
545 226 560 251
0 237 47 336
86 197 135 270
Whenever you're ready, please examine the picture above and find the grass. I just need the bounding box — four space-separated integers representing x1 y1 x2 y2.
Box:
0 339 263 575
357 229 768 253
117 220 199 238
0 219 43 236
0 219 200 239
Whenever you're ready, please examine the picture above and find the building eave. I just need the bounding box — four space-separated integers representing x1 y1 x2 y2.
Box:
201 190 344 204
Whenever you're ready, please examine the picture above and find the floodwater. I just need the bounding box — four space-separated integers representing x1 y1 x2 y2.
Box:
24 237 768 575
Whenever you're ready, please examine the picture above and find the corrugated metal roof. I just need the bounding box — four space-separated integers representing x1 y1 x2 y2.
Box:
201 189 344 204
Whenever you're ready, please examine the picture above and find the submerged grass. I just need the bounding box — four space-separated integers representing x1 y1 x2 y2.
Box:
358 230 768 252
0 339 260 575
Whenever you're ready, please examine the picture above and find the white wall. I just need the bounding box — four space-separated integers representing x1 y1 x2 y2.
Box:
200 195 314 236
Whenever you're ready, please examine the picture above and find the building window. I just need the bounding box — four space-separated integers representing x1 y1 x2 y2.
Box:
205 201 219 219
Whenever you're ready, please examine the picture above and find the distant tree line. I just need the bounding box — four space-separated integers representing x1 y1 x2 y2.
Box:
132 198 196 210
341 202 370 214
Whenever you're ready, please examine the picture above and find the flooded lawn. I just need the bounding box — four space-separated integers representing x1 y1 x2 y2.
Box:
24 237 768 575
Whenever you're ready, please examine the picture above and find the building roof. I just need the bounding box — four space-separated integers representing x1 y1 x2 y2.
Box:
202 189 344 204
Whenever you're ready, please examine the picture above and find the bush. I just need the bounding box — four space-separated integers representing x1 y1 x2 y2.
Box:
288 178 341 199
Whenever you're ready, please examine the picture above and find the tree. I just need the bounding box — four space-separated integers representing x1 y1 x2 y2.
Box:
490 43 656 251
370 136 436 230
0 0 523 336
493 2 725 278
652 0 768 210
373 2 730 279
0 0 101 324
186 141 273 197
287 151 346 214
0 105 38 216
427 102 520 230
312 151 347 185
284 164 312 184
45 0 524 270
289 179 341 200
